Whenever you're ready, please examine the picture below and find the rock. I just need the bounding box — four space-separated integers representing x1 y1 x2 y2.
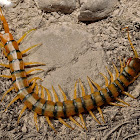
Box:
78 0 119 21
35 0 76 14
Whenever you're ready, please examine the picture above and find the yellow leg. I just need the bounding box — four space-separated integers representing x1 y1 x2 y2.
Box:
5 95 19 111
45 116 56 132
109 102 126 107
58 84 83 129
17 29 36 44
43 86 51 100
119 57 124 73
105 66 114 83
122 91 135 99
35 84 39 95
73 80 78 99
116 97 130 106
113 63 119 79
0 42 4 48
79 79 86 96
17 105 27 124
89 110 101 124
26 68 44 75
99 73 109 87
28 77 43 83
79 114 87 130
0 63 9 68
0 75 12 78
58 118 74 130
87 76 101 90
58 85 67 101
87 76 94 93
52 86 59 102
1 86 14 102
97 107 105 123
24 62 45 66
21 44 42 55
34 112 39 131
69 116 84 129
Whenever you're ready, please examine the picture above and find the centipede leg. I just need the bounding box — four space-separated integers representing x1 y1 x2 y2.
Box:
34 112 39 131
21 44 42 55
24 62 45 66
5 95 19 111
52 86 74 129
17 105 27 124
97 107 105 123
26 68 44 75
0 75 12 78
1 86 14 102
112 63 119 79
99 73 109 87
106 67 114 83
116 97 130 106
58 85 83 129
109 102 126 107
17 29 36 44
122 91 135 99
89 111 101 124
45 116 56 132
0 63 9 68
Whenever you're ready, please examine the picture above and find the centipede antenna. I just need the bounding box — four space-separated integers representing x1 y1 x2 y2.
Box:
122 27 138 58
17 105 27 124
99 73 109 87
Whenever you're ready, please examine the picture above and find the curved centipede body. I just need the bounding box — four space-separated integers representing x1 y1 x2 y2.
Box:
0 7 140 132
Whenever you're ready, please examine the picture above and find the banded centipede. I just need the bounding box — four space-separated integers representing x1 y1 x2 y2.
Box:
0 7 140 132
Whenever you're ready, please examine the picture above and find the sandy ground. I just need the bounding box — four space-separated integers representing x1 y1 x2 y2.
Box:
0 0 140 140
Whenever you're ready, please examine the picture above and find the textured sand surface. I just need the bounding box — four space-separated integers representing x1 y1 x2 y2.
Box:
0 0 140 140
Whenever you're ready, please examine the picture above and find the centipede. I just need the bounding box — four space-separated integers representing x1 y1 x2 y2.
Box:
0 7 140 132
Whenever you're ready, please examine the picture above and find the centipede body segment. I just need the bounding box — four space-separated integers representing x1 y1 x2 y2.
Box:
0 7 139 132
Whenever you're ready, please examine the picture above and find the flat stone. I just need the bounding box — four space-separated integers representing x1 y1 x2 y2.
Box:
35 0 76 14
78 0 118 21
22 23 105 95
